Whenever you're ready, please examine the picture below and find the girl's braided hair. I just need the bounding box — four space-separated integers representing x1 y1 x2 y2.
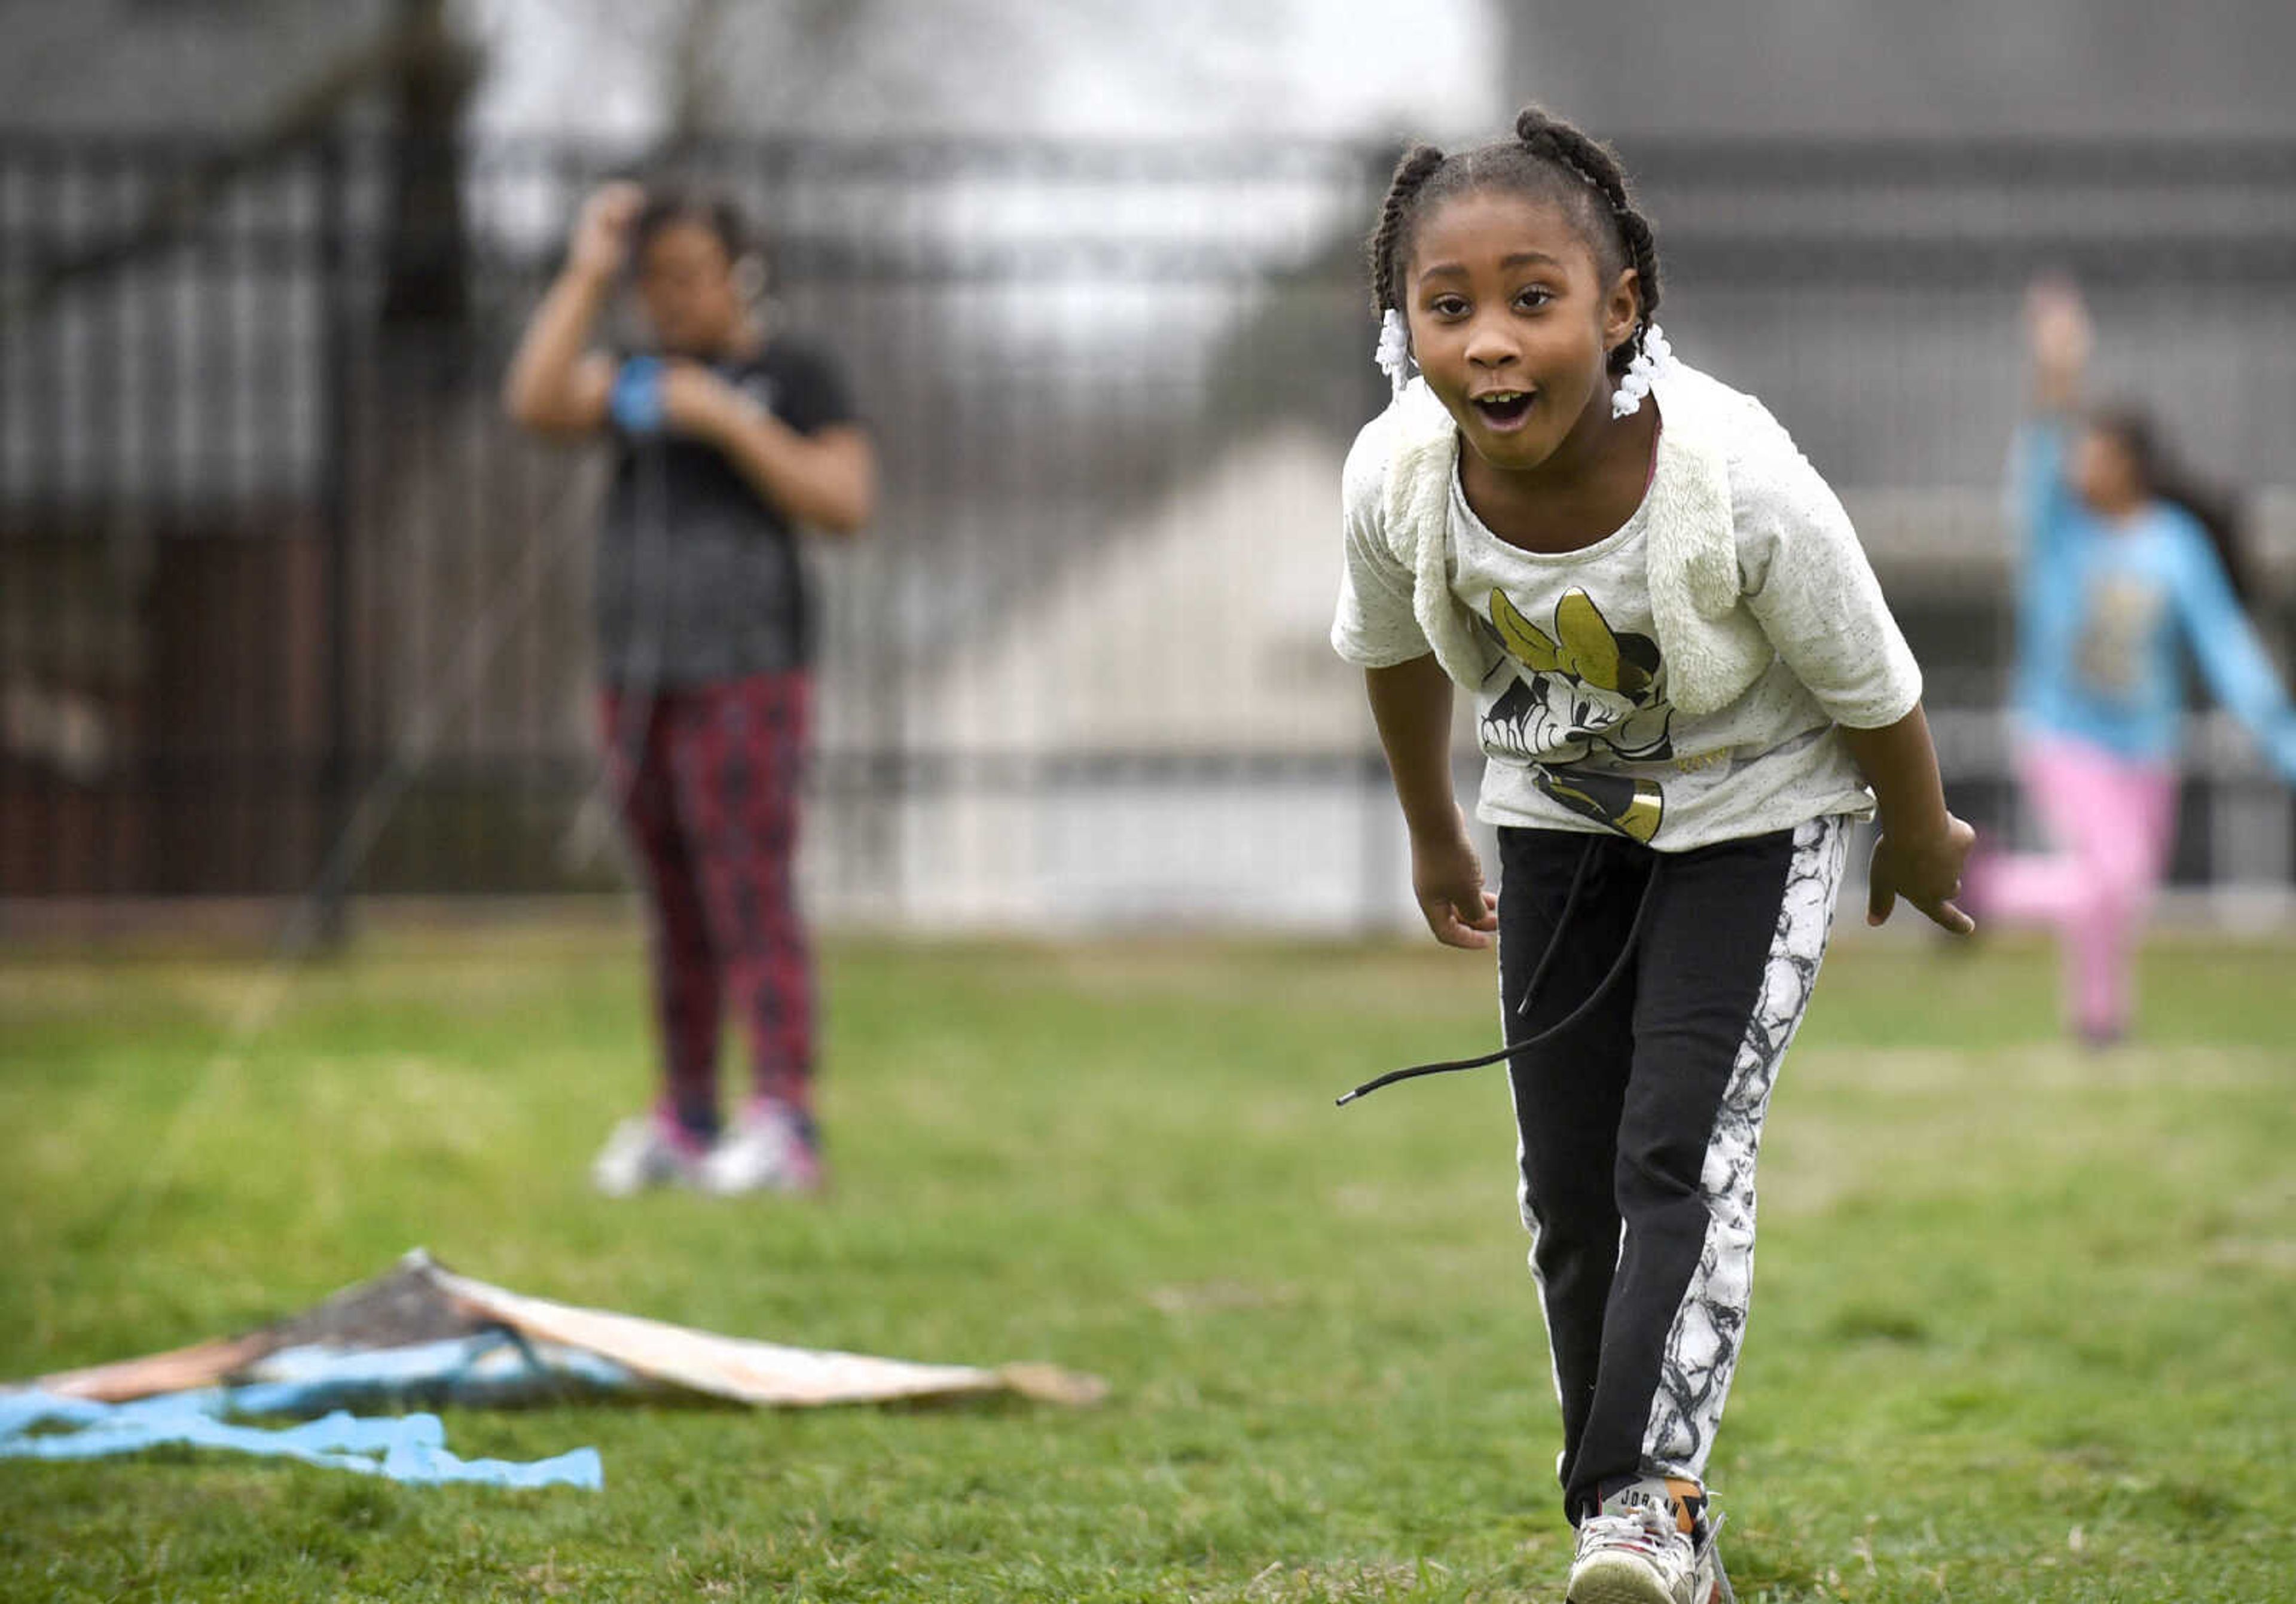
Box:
2089 405 2253 604
1366 106 1663 378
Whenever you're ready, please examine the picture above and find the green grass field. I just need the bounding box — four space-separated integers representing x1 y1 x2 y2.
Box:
2 921 2292 1602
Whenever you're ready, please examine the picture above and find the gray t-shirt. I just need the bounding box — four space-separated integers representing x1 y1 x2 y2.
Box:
1333 405 1920 850
596 338 856 686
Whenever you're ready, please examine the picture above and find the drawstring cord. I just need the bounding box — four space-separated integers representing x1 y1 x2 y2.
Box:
1335 839 1664 1108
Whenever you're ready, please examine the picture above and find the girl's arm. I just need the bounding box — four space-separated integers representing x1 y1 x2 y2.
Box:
660 368 876 535
1364 654 1498 949
2166 527 2296 781
1724 415 1972 934
2026 276 2089 417
1837 704 1976 932
2014 277 2090 567
500 185 637 436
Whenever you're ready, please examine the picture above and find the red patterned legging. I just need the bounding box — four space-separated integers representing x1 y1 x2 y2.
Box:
599 671 814 1136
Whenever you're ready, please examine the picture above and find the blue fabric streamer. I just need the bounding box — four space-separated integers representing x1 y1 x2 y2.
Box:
0 1386 602 1490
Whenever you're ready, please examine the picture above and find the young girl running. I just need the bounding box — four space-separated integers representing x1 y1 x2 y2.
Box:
1330 108 1973 1604
504 183 875 1196
1966 277 2296 1047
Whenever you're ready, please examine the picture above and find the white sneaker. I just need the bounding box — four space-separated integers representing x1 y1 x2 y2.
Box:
590 1109 706 1196
1568 1478 1697 1604
697 1100 825 1196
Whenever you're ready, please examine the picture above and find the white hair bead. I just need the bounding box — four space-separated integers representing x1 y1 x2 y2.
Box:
1373 308 1413 398
1610 322 1674 419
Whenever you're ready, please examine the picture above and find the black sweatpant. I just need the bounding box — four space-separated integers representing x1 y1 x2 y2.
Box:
1497 814 1848 1521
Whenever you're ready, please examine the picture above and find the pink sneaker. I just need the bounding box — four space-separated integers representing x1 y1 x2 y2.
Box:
697 1099 825 1196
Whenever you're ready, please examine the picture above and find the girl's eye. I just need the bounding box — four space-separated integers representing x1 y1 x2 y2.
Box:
1515 286 1556 310
1430 295 1469 318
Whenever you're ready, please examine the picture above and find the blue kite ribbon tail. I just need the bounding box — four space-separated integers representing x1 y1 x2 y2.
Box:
0 1388 601 1490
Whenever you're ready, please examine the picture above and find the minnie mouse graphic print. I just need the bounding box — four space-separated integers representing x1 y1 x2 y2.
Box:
1433 470 1885 851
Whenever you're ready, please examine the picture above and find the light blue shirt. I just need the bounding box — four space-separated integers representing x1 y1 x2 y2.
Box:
2012 423 2296 779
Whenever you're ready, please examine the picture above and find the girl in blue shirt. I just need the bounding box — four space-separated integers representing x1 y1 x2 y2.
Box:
1971 279 2296 1044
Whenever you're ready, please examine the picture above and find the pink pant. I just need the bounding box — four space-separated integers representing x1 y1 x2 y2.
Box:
1971 735 2177 1040
599 673 814 1137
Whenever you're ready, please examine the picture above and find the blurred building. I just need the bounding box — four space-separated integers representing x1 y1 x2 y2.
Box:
1510 0 2296 139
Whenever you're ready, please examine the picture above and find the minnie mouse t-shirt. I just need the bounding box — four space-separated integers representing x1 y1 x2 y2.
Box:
1335 465 1887 851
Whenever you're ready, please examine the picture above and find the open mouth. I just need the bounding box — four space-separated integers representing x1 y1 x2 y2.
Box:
1471 390 1535 429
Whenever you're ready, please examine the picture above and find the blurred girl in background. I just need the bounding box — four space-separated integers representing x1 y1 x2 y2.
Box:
1971 277 2296 1046
503 182 874 1193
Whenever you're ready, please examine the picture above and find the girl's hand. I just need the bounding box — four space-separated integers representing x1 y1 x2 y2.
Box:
659 361 752 440
1866 813 1977 934
2025 276 2092 387
570 182 645 282
1412 821 1500 949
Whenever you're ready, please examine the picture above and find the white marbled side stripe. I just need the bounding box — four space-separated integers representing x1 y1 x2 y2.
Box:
1642 813 1849 1479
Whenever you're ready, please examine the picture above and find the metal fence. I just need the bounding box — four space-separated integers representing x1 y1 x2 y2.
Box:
4 130 2295 930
